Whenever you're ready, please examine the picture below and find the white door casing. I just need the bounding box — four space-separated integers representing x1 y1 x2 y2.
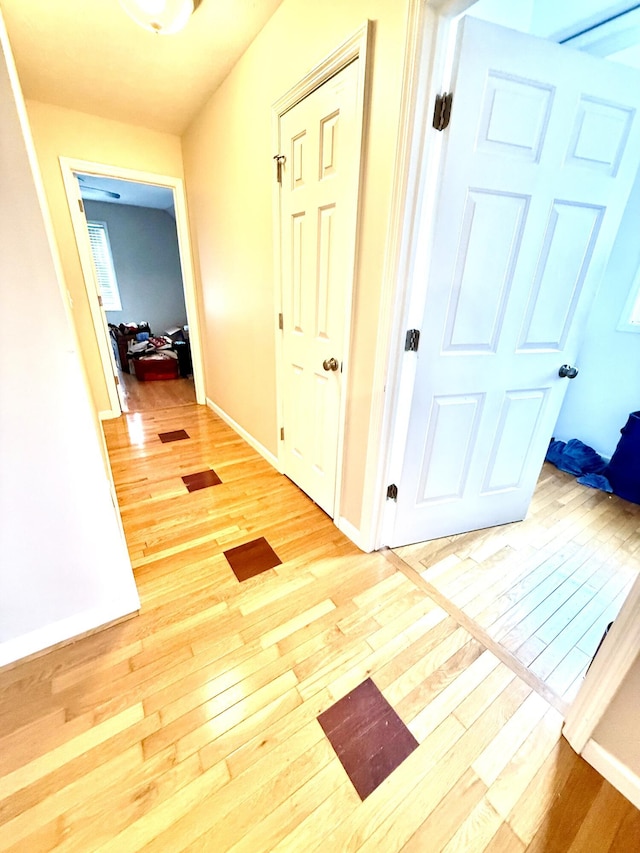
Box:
278 59 361 517
388 16 640 546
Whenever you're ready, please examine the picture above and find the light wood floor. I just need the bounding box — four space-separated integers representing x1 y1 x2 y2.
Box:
117 369 196 413
1 404 638 851
393 463 640 712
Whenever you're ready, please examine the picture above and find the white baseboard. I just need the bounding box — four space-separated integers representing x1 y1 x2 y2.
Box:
206 398 280 471
0 597 140 669
581 738 640 810
99 408 120 421
206 400 371 551
337 516 370 552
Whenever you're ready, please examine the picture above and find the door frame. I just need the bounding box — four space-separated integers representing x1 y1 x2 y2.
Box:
372 0 476 550
370 0 640 791
353 0 465 552
60 157 205 418
271 22 370 520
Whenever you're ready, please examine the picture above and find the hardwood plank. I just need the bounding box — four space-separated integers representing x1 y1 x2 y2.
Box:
507 737 585 845
1 412 637 853
392 462 639 707
566 779 633 853
485 706 564 819
400 768 488 853
608 803 640 852
406 648 500 741
0 704 144 801
471 691 550 786
481 822 525 853
524 753 604 852
440 796 503 853
0 745 143 852
348 678 534 853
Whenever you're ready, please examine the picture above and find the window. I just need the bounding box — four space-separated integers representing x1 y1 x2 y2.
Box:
86 220 122 311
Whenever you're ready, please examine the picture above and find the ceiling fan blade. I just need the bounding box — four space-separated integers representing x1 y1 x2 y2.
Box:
76 175 121 199
83 187 121 199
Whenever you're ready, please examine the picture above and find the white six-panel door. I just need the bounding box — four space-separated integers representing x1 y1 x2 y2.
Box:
390 17 640 546
278 60 359 516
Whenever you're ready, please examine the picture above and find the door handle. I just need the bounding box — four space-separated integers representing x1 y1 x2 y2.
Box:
323 357 339 372
558 364 579 379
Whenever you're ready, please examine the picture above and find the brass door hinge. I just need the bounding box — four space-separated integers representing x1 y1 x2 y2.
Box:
273 154 286 184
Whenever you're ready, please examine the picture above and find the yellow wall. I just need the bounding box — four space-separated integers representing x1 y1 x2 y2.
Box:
182 0 411 530
26 101 184 412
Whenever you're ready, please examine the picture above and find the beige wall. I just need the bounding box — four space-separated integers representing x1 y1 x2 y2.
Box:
26 101 184 412
1 24 139 665
182 0 411 530
593 651 640 776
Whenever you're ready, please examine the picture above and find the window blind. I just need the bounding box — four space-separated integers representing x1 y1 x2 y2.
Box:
86 220 122 312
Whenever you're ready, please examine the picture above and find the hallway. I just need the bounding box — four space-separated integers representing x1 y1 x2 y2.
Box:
0 405 638 851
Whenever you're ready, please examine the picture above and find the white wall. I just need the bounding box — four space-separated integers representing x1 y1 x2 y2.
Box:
26 100 185 414
85 201 187 335
0 16 139 666
553 163 640 459
592 651 640 776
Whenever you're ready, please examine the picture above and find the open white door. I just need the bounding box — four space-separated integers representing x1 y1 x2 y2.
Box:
389 17 640 546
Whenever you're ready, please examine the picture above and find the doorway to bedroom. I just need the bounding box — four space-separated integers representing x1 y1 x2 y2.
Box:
77 173 196 413
61 158 205 418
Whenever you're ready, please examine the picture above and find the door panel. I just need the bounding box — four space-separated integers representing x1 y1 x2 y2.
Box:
418 394 484 503
520 202 604 350
444 190 528 352
279 61 360 515
390 17 640 546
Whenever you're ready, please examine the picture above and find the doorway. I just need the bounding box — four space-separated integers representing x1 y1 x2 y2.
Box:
77 172 196 414
385 14 640 549
384 0 640 761
60 158 205 418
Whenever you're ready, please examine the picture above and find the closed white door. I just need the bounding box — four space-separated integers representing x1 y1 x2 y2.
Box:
278 60 360 516
390 17 640 546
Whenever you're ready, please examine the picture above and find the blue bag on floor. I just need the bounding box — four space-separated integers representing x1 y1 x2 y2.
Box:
604 412 640 505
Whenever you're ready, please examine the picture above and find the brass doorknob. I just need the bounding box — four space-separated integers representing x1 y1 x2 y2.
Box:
323 357 339 372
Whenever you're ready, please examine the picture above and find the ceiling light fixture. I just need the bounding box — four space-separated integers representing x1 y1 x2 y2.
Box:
119 0 201 35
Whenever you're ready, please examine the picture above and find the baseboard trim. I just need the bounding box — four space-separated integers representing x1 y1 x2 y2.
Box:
582 738 640 810
337 516 371 552
99 408 120 421
0 600 140 670
205 398 280 471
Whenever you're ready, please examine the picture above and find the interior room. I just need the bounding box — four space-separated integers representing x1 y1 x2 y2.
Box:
78 173 197 412
1 0 640 849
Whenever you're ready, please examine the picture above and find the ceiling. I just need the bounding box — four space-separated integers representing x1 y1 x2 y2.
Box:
77 174 175 212
4 1 638 140
0 0 285 135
